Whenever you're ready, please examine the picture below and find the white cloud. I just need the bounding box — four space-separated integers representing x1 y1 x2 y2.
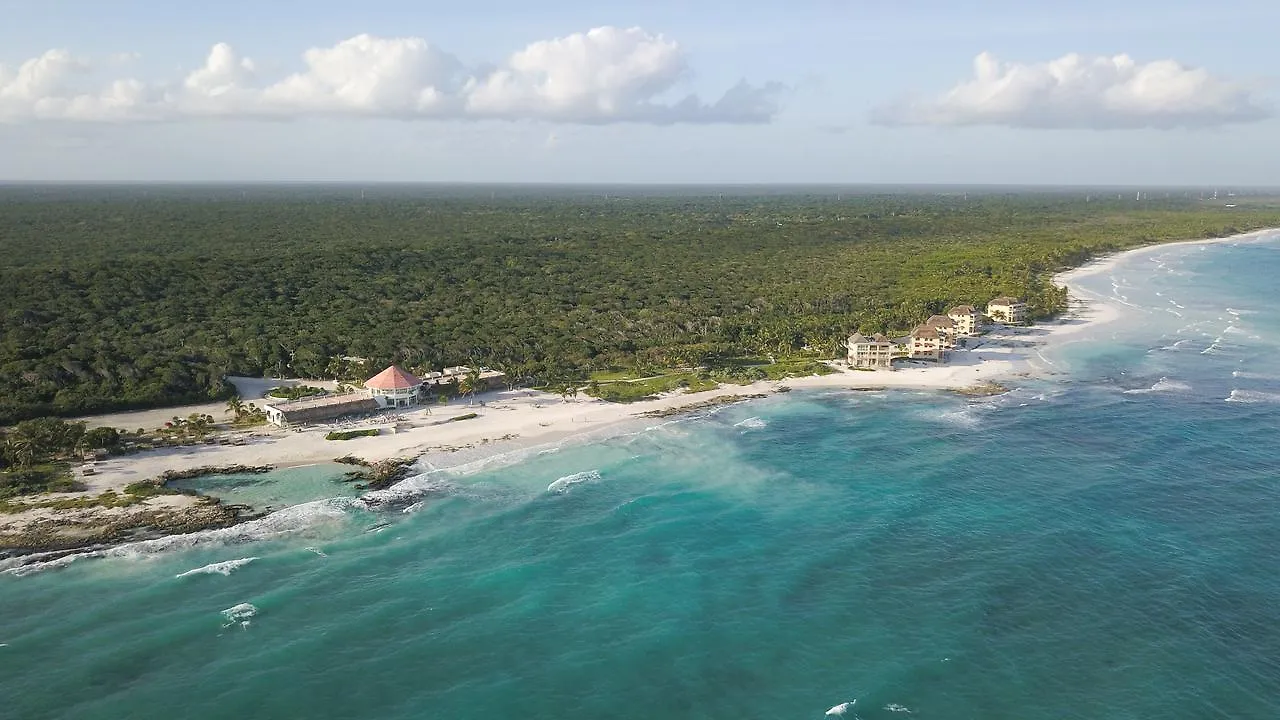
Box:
0 49 161 121
185 43 256 98
0 27 782 124
874 52 1269 129
260 34 462 116
465 26 686 121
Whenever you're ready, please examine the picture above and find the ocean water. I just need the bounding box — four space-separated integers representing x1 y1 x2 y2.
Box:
4 235 1280 719
167 463 359 511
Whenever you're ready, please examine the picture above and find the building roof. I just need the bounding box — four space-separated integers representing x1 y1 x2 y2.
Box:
912 325 940 339
925 315 955 328
989 296 1023 306
365 365 422 390
849 332 892 347
948 305 976 315
263 393 380 424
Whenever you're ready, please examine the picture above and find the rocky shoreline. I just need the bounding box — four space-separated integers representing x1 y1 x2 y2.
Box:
0 464 277 558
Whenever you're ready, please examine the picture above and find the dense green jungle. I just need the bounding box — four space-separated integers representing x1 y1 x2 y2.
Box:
2 184 1277 424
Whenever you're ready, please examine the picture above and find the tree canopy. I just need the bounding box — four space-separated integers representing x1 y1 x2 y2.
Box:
2 184 1277 424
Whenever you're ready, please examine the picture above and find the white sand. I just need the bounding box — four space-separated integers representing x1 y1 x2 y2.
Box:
69 344 1024 497
54 226 1280 502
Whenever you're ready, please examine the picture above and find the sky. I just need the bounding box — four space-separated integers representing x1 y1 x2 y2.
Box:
1 0 1277 185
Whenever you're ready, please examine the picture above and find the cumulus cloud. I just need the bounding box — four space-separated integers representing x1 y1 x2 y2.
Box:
874 52 1269 129
0 49 161 121
0 27 782 124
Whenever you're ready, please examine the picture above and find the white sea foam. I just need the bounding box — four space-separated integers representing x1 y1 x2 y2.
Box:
357 473 458 508
1225 389 1280 404
6 497 357 576
1123 378 1191 395
402 502 425 514
825 700 856 716
2 554 87 577
547 470 601 493
933 408 981 428
305 546 328 557
175 557 257 578
735 417 768 430
1232 370 1280 381
884 704 913 713
221 602 257 628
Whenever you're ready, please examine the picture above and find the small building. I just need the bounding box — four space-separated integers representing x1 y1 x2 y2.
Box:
365 365 424 409
948 305 980 336
423 366 508 392
924 315 958 349
263 392 380 427
847 332 894 370
908 325 944 361
986 297 1028 325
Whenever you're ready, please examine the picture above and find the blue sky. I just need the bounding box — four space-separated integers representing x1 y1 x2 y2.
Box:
1 0 1277 184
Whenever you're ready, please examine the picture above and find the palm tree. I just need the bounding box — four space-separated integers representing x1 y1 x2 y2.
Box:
5 435 38 468
226 395 245 419
458 372 478 407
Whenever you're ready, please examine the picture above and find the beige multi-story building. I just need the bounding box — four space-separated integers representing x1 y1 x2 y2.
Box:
847 332 895 370
947 305 980 336
986 296 1028 325
909 325 944 361
924 315 958 349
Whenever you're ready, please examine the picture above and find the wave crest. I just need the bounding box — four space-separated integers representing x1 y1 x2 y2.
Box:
221 602 257 628
1123 378 1191 395
547 470 601 493
176 557 257 578
1225 389 1280 404
825 701 856 716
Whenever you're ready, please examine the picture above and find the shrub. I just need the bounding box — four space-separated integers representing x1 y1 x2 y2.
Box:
325 429 380 441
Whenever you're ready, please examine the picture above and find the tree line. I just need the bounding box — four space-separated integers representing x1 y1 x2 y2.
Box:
1 186 1277 424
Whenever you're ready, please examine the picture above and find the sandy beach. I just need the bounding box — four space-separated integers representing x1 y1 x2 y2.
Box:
72 339 1029 498
6 227 1277 550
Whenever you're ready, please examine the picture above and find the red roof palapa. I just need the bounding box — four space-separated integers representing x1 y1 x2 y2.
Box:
364 365 422 390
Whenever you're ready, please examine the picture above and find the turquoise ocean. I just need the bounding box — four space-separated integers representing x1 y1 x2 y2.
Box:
3 234 1280 719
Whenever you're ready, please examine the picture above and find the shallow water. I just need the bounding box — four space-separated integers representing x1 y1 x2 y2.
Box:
167 463 358 510
2 235 1280 719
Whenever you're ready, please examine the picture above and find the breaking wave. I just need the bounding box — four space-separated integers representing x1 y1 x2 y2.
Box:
221 602 257 628
1232 370 1280 381
735 417 768 430
825 700 856 716
1225 389 1280 404
4 497 356 577
547 470 601 494
176 557 257 578
1123 378 1191 395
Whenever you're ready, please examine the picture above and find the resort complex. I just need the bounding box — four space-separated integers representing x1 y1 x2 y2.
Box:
986 297 1028 325
847 297 1027 369
262 365 506 427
